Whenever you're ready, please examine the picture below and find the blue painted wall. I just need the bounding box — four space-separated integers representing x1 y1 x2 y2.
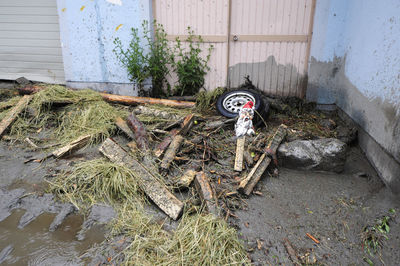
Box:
308 0 400 190
57 0 151 96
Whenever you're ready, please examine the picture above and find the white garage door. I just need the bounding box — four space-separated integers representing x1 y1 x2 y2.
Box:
0 0 65 84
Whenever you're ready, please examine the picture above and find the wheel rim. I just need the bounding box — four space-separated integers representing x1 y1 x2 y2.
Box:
222 92 255 113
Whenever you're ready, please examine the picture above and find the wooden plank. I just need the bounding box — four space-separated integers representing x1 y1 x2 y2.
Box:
234 136 245 171
99 138 184 220
238 124 287 195
238 154 271 195
0 95 32 137
115 117 135 140
160 135 184 170
52 135 91 158
194 172 219 216
230 35 308 42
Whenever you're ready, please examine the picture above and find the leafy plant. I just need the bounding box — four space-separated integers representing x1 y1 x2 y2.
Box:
113 28 149 91
113 21 172 96
142 20 173 97
172 28 213 96
361 209 396 263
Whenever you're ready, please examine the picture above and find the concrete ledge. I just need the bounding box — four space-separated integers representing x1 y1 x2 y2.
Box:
338 108 400 194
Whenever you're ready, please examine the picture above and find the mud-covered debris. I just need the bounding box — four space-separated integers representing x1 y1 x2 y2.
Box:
76 204 116 241
336 125 357 144
278 138 347 172
49 204 76 232
18 193 67 229
0 188 25 222
0 245 13 264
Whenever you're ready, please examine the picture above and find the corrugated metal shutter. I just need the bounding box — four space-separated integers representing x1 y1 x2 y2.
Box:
0 0 65 84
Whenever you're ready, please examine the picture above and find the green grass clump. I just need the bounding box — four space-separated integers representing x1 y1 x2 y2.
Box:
195 87 225 113
9 85 129 145
111 210 249 266
48 159 145 210
164 213 250 266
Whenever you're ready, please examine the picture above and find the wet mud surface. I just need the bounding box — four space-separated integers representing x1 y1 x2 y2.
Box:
1 141 399 265
0 143 109 265
235 146 400 265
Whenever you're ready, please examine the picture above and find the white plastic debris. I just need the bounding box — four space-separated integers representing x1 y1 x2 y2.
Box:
235 101 255 138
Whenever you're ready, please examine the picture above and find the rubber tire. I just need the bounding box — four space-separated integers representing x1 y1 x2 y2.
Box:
216 89 263 118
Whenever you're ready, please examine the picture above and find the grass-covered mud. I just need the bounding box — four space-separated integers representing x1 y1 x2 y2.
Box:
0 85 399 265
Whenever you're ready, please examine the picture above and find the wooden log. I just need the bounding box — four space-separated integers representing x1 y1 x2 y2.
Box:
154 129 179 158
238 124 287 195
101 92 196 108
154 114 194 158
115 117 135 139
99 138 184 220
178 114 195 135
134 105 182 120
126 113 149 150
160 135 184 170
52 135 91 158
203 118 236 131
194 171 218 216
234 136 246 171
238 154 271 195
0 95 33 137
177 169 197 188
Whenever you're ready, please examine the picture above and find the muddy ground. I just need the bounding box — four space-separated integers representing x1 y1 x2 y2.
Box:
1 140 399 265
0 85 399 265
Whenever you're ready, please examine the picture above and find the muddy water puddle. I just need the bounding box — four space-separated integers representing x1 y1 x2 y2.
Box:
0 210 105 265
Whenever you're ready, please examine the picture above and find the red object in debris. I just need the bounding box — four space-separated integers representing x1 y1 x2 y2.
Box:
242 101 254 109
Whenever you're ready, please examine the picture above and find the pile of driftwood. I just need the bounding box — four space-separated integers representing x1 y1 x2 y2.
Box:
0 85 288 221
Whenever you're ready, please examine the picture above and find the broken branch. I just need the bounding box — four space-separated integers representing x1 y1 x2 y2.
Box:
0 95 33 137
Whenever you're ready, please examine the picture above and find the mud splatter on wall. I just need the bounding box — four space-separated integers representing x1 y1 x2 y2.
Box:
307 0 400 191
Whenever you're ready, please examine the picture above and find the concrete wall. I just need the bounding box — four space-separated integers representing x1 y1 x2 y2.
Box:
56 0 152 96
308 0 400 193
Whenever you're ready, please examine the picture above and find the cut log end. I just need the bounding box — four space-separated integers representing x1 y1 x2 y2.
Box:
194 172 219 216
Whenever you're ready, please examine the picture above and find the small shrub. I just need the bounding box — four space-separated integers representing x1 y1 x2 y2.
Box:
113 28 149 90
113 21 173 96
172 28 213 96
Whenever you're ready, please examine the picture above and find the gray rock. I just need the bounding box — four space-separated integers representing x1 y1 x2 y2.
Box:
15 76 30 85
278 138 347 172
